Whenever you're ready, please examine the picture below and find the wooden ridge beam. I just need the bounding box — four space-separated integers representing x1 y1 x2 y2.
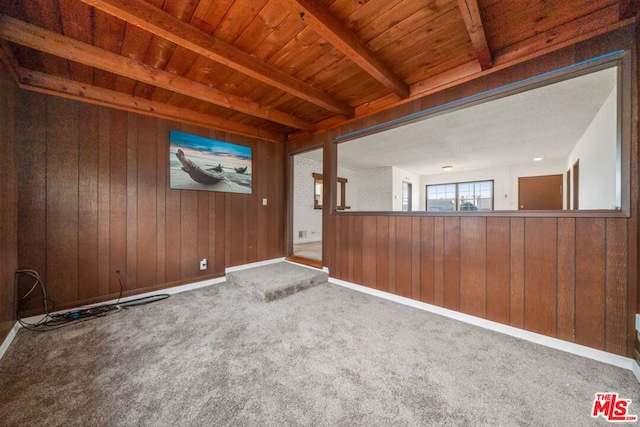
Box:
19 68 285 142
457 0 493 70
0 15 315 131
80 0 354 117
277 0 409 99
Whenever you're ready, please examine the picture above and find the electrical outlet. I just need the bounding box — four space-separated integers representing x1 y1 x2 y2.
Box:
263 198 268 206
199 259 207 270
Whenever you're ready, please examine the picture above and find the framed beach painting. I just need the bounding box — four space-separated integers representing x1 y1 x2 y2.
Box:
169 130 252 194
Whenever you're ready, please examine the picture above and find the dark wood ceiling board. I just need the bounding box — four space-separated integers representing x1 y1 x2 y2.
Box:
365 1 458 53
321 63 380 99
294 48 343 84
21 0 71 79
266 26 323 71
232 0 292 53
482 0 618 51
213 0 270 45
189 0 235 34
114 23 154 94
393 32 472 79
338 77 391 106
279 0 409 98
249 10 307 62
92 9 127 88
162 0 200 22
495 3 622 65
0 16 315 130
59 0 94 84
375 9 465 65
334 0 405 33
10 43 44 73
355 0 445 46
271 36 337 79
404 48 476 85
0 40 20 83
147 0 203 102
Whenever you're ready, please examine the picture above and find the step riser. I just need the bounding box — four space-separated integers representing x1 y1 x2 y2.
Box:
226 262 327 302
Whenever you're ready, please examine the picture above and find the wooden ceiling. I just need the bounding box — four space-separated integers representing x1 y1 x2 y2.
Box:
0 0 636 143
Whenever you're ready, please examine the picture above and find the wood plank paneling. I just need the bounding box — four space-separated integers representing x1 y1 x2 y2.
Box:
352 216 363 285
443 216 460 311
419 217 435 304
486 217 510 324
509 218 525 328
0 65 18 342
557 217 575 342
524 218 557 336
459 217 486 318
411 217 421 301
605 219 628 355
308 25 636 359
575 218 606 350
77 104 99 300
362 216 377 289
376 216 389 292
433 216 445 306
395 216 411 297
15 91 286 315
136 115 157 288
46 97 79 304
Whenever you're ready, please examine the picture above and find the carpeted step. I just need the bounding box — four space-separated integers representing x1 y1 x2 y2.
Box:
226 262 327 302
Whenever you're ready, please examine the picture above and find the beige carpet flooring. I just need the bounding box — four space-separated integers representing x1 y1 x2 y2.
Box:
0 266 638 426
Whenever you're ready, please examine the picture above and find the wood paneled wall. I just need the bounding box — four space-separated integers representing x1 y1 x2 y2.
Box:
0 64 18 343
288 26 638 358
327 215 630 355
16 91 285 313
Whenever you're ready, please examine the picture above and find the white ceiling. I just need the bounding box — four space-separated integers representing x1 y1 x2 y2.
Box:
300 67 617 176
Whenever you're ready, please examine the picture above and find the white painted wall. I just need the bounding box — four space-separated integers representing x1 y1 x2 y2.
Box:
355 166 393 211
419 160 569 211
391 167 421 211
567 87 618 209
293 154 322 244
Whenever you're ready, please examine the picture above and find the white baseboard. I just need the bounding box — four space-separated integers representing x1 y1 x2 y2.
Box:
225 257 286 273
329 277 636 375
293 239 322 245
0 322 21 360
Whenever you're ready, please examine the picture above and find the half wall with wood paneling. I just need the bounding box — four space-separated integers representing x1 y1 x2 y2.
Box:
287 25 638 358
15 91 285 315
0 62 18 343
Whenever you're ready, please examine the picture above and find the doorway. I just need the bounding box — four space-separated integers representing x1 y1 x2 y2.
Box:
290 148 323 265
518 174 563 210
402 181 412 211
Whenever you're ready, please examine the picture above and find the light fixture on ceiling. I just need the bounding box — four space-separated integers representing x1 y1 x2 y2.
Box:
442 165 453 171
533 156 544 161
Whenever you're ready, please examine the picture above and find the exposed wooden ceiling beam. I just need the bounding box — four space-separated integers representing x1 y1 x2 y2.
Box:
19 68 285 142
457 0 493 70
0 15 314 131
277 0 409 99
79 0 354 117
620 0 640 19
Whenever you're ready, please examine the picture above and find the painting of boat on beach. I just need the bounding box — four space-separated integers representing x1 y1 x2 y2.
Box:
169 130 252 194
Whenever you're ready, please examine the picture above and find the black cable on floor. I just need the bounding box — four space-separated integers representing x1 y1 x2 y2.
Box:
15 269 170 332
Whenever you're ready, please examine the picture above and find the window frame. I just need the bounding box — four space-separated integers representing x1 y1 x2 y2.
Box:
426 180 495 212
